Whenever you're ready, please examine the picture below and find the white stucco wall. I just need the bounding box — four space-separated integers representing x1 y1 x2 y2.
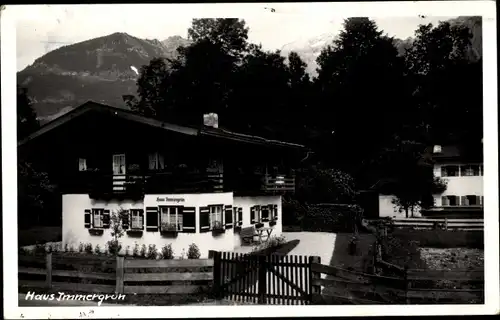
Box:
62 193 235 258
378 195 422 218
233 196 282 247
432 164 483 206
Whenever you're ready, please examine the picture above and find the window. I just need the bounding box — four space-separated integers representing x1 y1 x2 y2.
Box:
79 158 87 171
209 205 223 228
112 154 126 175
460 165 480 176
92 209 104 228
441 196 459 206
160 206 183 231
130 209 143 230
148 152 165 170
441 166 459 177
465 195 480 206
261 205 270 221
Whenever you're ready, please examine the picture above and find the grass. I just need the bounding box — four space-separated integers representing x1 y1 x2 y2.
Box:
391 229 483 249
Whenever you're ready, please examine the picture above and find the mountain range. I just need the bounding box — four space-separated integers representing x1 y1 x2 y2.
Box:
17 17 481 124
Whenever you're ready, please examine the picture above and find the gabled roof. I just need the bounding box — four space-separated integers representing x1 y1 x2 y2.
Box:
18 101 306 150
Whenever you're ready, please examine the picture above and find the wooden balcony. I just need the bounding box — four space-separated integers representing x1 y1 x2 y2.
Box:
63 171 296 198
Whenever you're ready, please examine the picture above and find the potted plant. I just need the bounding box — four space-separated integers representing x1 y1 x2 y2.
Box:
269 218 277 227
348 235 358 255
212 221 225 234
160 222 178 237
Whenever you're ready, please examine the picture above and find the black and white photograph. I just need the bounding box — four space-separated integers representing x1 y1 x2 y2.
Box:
2 2 498 318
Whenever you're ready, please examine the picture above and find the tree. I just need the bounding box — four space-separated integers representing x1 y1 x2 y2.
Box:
17 86 39 140
377 138 447 218
187 18 249 60
404 21 482 145
314 18 408 177
18 162 56 227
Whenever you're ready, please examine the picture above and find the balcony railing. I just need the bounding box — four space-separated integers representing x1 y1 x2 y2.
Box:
65 171 296 197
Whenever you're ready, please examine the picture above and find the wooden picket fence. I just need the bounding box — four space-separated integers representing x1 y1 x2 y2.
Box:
18 252 213 295
391 218 484 231
211 251 318 305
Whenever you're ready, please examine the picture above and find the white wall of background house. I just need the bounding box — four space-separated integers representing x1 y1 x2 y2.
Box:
432 163 484 206
233 196 282 247
378 162 484 218
62 193 283 258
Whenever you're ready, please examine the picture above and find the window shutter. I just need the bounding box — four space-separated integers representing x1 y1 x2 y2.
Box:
250 206 256 224
102 210 111 228
182 207 196 233
225 205 233 229
200 206 210 232
146 207 159 231
481 196 484 205
84 209 91 228
273 204 278 220
139 209 145 230
238 207 243 225
122 210 130 230
461 196 467 206
261 205 270 222
475 196 480 206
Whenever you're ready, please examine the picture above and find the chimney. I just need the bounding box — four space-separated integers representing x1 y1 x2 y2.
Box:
203 113 219 128
433 145 442 153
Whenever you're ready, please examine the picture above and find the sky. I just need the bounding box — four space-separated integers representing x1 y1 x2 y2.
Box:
12 4 456 71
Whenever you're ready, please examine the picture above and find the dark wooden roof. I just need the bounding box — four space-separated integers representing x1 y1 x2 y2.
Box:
424 144 483 163
18 101 307 150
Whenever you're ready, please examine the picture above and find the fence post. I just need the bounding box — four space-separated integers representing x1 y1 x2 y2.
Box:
116 255 124 294
210 250 222 299
444 218 448 231
309 256 321 304
46 252 52 289
258 255 267 304
404 265 410 304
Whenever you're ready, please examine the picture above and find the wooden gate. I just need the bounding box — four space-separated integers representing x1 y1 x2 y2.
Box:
210 251 320 305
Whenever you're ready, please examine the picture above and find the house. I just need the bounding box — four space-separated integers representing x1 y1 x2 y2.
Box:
363 143 483 219
18 101 308 257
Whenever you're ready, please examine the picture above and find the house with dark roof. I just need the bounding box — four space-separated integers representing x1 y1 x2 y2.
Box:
18 101 308 257
371 143 484 219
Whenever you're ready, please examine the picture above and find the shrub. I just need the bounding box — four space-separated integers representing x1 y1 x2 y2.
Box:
140 244 147 258
33 244 46 256
84 243 93 254
107 239 122 256
133 243 140 257
125 245 131 256
300 204 364 233
147 244 158 259
64 243 69 252
94 244 101 255
19 247 30 256
78 242 84 253
187 243 201 259
161 244 174 259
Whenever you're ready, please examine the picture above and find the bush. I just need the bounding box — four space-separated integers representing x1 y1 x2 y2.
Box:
107 239 122 256
64 243 69 252
299 204 364 233
78 242 84 253
282 198 308 226
84 243 93 254
140 244 147 258
94 244 101 255
161 244 174 259
133 243 140 257
125 245 131 256
147 244 158 259
187 243 201 259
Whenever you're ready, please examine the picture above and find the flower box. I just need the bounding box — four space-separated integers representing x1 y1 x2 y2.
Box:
255 222 264 229
269 220 277 227
212 221 225 235
160 223 179 237
126 229 143 237
88 229 104 236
